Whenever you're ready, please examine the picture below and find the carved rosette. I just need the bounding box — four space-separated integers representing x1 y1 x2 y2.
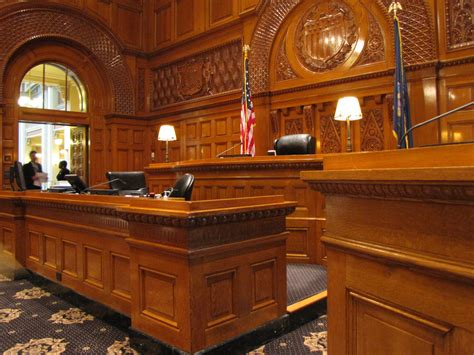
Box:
446 0 474 50
152 41 242 109
295 1 358 72
356 13 385 66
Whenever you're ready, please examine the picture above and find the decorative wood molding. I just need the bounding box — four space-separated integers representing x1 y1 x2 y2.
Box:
0 4 135 114
306 178 474 203
151 40 242 109
146 161 323 173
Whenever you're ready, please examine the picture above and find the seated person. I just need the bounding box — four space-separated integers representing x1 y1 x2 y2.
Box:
23 150 45 190
56 160 70 181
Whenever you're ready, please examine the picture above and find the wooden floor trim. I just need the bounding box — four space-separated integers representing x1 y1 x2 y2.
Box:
287 290 327 314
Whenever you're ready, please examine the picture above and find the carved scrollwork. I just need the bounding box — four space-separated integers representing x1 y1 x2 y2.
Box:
360 108 384 151
446 0 474 50
285 118 303 135
152 41 242 109
320 114 342 153
295 1 358 72
356 12 385 66
277 38 298 81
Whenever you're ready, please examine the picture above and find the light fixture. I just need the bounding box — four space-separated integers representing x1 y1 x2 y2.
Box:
334 96 363 152
54 138 63 146
158 125 177 163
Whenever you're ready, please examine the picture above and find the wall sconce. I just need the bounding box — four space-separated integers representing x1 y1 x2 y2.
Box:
158 125 177 163
334 96 363 152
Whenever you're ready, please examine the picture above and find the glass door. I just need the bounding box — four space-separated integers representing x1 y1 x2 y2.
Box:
18 122 89 184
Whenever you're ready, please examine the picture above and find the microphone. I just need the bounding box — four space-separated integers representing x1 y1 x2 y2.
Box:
216 142 243 158
398 101 474 148
83 178 126 192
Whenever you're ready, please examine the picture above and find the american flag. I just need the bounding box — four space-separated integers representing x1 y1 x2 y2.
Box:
241 47 256 156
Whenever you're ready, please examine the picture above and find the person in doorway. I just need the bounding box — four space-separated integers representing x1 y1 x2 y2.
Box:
23 150 43 189
56 160 70 181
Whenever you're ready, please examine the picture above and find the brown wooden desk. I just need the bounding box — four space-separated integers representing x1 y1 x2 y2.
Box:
0 192 296 353
146 155 325 264
301 144 474 354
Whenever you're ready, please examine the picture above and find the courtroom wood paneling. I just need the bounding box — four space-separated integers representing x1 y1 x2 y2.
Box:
0 191 296 353
146 156 325 264
302 144 474 355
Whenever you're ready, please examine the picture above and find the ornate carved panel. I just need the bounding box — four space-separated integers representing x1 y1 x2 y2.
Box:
285 118 303 135
276 38 298 81
0 6 135 114
356 12 385 66
320 114 342 153
137 67 146 111
295 1 358 72
360 108 385 151
446 0 474 50
249 0 301 93
152 41 242 109
304 105 314 131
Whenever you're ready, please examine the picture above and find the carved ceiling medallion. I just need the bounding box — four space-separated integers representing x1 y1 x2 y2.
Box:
295 1 358 72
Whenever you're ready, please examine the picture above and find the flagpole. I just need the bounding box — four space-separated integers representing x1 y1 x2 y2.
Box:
242 44 251 154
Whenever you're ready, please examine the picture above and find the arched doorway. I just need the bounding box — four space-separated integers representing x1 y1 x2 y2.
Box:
2 41 112 187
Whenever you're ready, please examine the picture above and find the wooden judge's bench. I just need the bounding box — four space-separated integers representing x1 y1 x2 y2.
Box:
0 192 295 353
302 143 474 354
145 155 326 265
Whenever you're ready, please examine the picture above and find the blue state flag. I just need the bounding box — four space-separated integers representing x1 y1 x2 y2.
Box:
393 17 413 148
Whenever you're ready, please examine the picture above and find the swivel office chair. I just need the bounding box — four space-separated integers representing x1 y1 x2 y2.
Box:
169 173 195 201
273 134 316 155
106 171 148 196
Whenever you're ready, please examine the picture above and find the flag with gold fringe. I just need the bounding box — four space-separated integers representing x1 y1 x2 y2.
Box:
391 2 413 148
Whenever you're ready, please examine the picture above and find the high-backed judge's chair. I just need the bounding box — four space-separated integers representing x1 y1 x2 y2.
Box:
168 173 195 201
273 134 316 155
106 171 148 196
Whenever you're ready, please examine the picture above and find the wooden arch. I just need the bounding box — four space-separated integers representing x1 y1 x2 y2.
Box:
249 0 436 94
0 3 135 115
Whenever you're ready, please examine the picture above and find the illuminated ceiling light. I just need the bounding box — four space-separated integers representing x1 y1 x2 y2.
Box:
54 138 63 146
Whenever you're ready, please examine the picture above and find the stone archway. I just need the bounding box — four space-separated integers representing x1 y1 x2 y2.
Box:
0 4 135 115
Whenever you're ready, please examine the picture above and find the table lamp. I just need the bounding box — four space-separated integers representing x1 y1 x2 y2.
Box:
334 96 363 152
158 125 176 163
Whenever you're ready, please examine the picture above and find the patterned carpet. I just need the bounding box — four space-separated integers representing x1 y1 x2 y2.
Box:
0 274 136 354
248 315 327 355
287 264 327 305
0 272 327 354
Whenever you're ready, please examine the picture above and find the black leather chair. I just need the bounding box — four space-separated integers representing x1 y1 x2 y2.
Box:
106 171 148 196
273 134 316 155
168 173 195 201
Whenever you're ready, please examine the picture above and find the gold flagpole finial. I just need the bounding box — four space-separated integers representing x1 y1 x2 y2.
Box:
388 1 402 18
243 44 251 58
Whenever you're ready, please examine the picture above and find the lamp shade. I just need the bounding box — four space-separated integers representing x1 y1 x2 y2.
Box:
334 96 363 121
158 125 177 141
